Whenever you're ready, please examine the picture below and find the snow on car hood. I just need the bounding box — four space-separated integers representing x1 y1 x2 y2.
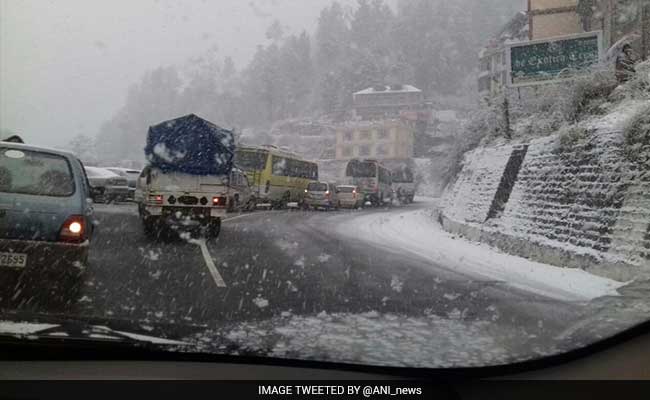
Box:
183 311 549 368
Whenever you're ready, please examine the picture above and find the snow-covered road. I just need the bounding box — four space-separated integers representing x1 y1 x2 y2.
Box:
337 198 623 302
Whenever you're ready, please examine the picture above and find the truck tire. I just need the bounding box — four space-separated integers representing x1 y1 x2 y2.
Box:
208 218 222 238
246 196 257 212
228 194 240 213
282 191 291 209
142 217 160 239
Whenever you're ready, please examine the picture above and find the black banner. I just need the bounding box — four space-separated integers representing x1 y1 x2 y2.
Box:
1 381 650 400
0 381 448 400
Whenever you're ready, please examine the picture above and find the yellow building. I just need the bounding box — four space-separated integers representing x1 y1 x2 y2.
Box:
530 0 649 57
335 120 414 161
529 0 584 40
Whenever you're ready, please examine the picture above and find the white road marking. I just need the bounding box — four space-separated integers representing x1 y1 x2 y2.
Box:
189 238 226 288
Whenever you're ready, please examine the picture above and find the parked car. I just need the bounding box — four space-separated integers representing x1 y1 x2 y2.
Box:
336 185 363 209
84 167 129 203
105 167 140 200
0 142 94 300
392 165 416 204
304 182 339 210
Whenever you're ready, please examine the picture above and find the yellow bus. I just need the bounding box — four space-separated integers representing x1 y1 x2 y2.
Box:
235 145 318 206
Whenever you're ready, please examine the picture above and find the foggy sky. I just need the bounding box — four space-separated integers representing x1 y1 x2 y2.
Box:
0 0 359 147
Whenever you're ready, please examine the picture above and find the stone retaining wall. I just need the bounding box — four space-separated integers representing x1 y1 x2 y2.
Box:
439 124 650 281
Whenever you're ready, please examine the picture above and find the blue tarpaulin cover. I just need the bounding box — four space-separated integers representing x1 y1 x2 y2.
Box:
144 114 235 176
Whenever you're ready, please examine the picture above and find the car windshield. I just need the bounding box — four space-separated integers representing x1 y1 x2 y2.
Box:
308 183 329 192
0 147 74 197
2 0 650 372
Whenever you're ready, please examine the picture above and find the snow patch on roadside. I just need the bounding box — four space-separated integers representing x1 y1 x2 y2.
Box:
337 202 623 301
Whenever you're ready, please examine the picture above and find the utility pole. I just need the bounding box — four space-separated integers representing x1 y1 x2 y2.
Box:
642 0 649 60
503 93 512 141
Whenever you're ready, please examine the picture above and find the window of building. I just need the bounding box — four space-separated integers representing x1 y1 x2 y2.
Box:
378 128 389 140
358 145 370 157
343 131 353 142
480 59 491 72
376 144 389 157
359 130 371 141
478 76 490 93
342 147 353 158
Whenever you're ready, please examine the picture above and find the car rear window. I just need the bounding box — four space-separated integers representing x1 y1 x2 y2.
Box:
308 183 328 192
338 186 355 193
85 167 118 178
0 148 75 197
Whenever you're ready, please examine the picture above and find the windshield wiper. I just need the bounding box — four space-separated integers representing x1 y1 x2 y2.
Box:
0 311 191 348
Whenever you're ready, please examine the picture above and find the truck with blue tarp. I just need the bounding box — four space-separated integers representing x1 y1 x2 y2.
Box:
135 114 240 238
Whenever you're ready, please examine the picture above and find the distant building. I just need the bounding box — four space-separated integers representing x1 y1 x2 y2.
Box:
246 118 338 161
335 120 414 161
352 85 424 121
478 0 649 101
478 12 529 100
529 0 648 57
529 0 584 40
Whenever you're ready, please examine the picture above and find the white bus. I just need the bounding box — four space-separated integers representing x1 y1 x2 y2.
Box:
345 159 393 206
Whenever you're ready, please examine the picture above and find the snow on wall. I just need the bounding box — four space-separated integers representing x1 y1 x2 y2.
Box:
441 104 650 272
440 145 514 224
495 130 649 264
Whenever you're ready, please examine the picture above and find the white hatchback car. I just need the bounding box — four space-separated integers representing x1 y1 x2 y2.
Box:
336 185 362 209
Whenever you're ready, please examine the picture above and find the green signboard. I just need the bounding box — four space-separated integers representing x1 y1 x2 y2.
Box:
507 32 603 87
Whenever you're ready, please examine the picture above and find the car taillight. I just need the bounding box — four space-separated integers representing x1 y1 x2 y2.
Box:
149 194 163 204
325 190 330 198
212 196 226 206
59 216 86 243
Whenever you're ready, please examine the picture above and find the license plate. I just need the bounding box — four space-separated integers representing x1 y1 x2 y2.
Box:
0 252 27 268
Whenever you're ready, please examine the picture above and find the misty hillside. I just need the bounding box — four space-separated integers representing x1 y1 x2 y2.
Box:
87 0 524 164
